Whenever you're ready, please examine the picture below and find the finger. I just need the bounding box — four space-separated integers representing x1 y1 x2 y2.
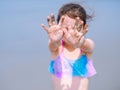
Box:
77 24 83 32
50 13 56 25
73 33 83 44
58 16 65 26
76 17 84 25
83 29 88 36
47 16 52 27
73 17 80 29
84 24 88 30
41 24 49 33
79 29 88 37
81 24 88 35
74 17 84 32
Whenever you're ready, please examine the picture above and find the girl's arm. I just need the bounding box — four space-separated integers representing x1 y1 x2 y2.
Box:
48 39 61 52
80 37 95 55
41 14 65 52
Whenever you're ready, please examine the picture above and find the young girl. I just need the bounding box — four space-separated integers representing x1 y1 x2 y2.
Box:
41 3 96 90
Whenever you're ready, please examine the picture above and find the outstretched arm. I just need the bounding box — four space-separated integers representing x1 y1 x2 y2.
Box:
63 16 94 54
41 13 64 52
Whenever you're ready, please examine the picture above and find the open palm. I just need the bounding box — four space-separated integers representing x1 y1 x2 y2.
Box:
41 13 64 43
63 17 88 46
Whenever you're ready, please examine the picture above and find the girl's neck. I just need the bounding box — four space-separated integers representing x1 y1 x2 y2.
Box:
63 42 76 52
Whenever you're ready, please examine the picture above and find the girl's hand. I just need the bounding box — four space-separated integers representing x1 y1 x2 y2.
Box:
41 13 64 43
63 17 88 46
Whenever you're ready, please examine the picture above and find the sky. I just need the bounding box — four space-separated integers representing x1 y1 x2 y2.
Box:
0 0 120 90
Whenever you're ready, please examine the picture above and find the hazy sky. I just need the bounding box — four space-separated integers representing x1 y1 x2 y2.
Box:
0 0 120 90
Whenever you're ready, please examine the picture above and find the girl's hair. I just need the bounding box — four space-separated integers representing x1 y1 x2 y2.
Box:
57 3 92 25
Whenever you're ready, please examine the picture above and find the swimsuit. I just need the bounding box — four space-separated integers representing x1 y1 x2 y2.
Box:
48 45 96 78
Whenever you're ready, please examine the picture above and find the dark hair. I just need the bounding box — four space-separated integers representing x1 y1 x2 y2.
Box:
57 3 92 25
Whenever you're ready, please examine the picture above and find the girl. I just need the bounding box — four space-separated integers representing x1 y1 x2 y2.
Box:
41 3 96 90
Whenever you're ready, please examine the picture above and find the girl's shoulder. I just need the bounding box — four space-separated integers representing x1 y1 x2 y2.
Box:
81 38 95 60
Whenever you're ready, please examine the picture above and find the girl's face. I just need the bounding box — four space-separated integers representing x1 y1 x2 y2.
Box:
61 15 76 29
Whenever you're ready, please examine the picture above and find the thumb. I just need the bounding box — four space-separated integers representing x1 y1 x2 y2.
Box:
84 24 88 30
62 28 68 34
41 24 49 33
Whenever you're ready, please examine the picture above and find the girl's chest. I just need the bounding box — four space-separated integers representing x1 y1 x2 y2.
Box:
63 48 82 60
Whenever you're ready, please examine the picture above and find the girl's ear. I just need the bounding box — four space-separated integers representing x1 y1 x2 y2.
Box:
84 24 88 30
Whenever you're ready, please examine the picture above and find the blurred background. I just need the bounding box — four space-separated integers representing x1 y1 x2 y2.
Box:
0 0 120 90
